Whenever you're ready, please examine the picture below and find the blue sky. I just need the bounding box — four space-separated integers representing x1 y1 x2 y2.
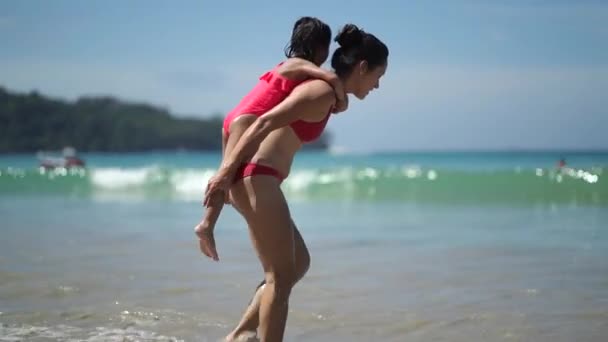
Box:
1 0 606 152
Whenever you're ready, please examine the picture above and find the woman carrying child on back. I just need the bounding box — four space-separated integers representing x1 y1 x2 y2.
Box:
194 16 347 260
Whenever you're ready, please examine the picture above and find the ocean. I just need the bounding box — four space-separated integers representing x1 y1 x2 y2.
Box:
1 151 607 341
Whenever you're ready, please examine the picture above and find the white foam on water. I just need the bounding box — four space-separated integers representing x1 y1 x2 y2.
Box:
402 166 422 179
0 323 185 342
170 168 215 200
356 167 379 180
282 169 318 192
90 167 160 190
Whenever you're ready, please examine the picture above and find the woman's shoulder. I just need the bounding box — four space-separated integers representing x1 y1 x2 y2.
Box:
294 78 335 99
285 80 334 112
289 79 336 116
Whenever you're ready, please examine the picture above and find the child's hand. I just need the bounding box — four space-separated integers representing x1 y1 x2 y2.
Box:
333 93 348 113
328 75 348 113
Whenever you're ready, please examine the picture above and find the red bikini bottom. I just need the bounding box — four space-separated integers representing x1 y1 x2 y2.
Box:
233 162 285 184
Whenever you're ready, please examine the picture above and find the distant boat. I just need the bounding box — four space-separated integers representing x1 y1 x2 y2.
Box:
37 147 86 169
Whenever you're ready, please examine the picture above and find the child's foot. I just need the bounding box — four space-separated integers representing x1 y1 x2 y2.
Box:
194 221 219 261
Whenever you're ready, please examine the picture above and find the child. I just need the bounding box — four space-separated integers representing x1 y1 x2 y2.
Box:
195 17 347 260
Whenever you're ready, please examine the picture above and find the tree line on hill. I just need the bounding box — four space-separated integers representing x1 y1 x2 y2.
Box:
0 86 330 153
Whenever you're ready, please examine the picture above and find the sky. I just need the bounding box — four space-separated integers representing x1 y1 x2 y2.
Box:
1 0 607 152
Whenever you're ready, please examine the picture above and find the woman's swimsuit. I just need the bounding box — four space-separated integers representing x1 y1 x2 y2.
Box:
223 63 332 184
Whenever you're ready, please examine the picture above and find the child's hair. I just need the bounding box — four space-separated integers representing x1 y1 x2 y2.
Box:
331 24 389 78
284 16 332 63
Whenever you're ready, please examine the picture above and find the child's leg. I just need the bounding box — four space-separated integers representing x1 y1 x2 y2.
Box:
200 190 225 229
196 115 256 260
199 116 254 231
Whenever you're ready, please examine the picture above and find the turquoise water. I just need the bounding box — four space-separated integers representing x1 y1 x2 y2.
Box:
1 151 607 341
1 151 606 205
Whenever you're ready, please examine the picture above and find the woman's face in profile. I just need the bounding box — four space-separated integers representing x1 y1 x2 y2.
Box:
353 61 387 100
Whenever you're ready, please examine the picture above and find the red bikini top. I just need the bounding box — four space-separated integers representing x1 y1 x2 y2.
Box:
289 110 331 143
288 77 333 143
259 68 332 143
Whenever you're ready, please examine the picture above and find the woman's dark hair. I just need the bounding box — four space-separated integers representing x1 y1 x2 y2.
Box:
284 16 332 62
331 24 389 77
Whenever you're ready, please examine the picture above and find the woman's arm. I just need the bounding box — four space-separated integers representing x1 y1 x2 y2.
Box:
282 59 347 112
223 80 334 172
204 80 335 200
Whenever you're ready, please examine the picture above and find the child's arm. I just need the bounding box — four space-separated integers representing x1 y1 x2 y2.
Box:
282 59 348 113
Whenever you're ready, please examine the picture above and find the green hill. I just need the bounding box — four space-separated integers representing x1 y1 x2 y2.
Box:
0 86 330 153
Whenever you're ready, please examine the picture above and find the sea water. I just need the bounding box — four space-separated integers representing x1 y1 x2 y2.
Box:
1 151 607 341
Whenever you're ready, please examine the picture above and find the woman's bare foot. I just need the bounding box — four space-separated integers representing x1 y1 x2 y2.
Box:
224 283 265 341
224 330 258 342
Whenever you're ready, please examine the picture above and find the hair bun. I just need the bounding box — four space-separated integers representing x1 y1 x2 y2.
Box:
335 24 363 49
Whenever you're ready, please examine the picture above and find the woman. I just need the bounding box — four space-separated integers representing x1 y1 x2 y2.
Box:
195 16 347 261
205 23 389 342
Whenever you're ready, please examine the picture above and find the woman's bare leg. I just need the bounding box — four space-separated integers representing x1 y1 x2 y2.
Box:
224 280 266 341
225 176 300 342
226 222 310 340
